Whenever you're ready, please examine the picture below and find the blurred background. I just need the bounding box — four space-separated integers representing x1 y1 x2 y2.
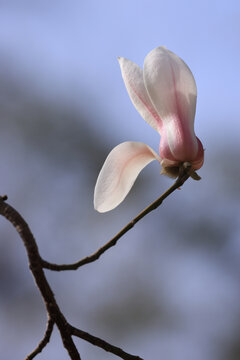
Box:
0 1 240 359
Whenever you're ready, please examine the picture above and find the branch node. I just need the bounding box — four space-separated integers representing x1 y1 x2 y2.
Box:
0 195 8 201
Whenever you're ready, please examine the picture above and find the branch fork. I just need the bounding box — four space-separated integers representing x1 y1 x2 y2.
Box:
0 163 193 359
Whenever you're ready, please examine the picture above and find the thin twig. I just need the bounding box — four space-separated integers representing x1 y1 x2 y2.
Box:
42 162 192 271
25 317 54 360
70 326 144 360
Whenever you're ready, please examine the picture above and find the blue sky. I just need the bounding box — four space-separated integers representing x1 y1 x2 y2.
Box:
0 0 239 146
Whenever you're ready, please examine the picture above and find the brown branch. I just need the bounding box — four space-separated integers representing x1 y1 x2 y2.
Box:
0 196 144 359
42 162 192 271
25 317 54 360
70 325 144 360
0 198 81 360
0 162 194 359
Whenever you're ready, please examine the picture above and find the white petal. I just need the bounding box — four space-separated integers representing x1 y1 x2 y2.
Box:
118 57 162 132
94 141 160 212
143 47 197 128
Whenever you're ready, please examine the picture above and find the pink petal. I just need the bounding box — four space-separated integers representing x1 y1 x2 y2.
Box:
94 141 160 212
118 57 162 132
143 47 199 161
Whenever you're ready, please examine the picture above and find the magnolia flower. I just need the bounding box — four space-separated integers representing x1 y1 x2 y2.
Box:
94 46 204 213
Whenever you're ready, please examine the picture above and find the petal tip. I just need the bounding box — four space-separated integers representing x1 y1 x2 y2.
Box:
94 196 118 213
93 193 110 213
117 56 124 64
94 205 106 213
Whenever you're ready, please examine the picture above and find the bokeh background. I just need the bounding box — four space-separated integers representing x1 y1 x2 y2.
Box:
0 1 240 359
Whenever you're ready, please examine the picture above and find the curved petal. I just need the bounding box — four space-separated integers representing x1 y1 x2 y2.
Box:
143 47 199 161
143 46 197 127
118 57 162 132
94 141 160 212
